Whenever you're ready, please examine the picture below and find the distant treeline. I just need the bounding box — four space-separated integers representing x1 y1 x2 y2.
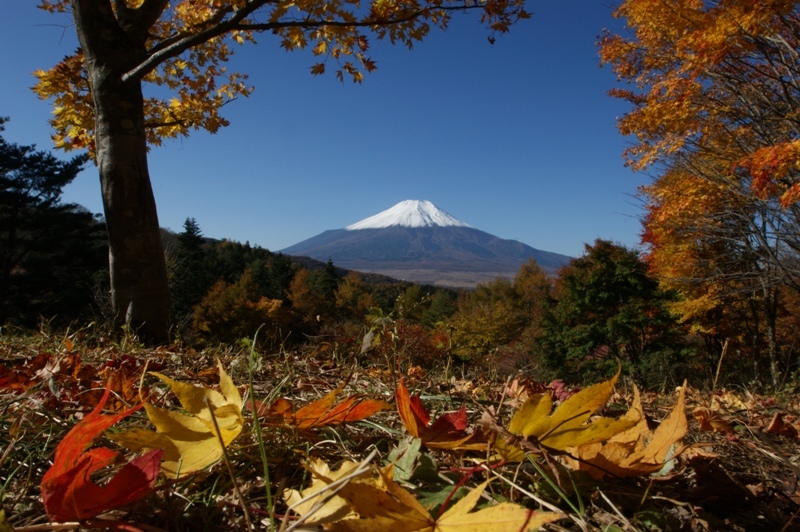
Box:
4 120 800 390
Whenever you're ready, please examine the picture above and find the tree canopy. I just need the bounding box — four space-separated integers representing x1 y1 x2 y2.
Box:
32 0 531 342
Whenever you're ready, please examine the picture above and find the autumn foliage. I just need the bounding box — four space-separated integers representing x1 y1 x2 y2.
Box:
601 0 800 385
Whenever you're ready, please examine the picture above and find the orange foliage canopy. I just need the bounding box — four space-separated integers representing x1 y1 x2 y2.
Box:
600 0 800 206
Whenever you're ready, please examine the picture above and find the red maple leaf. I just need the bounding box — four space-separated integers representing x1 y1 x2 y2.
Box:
41 386 163 522
395 379 484 450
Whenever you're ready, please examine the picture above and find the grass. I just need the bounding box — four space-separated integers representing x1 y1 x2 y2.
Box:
1 328 800 531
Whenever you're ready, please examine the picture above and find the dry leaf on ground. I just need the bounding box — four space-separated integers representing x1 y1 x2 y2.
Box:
40 387 162 522
693 405 734 434
255 383 390 430
502 368 640 456
567 384 688 478
283 458 366 526
110 359 242 478
289 457 564 531
396 379 484 451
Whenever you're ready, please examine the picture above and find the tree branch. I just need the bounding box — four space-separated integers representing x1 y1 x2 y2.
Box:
122 1 485 83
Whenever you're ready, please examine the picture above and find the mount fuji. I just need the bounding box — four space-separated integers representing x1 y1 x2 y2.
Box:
280 200 572 287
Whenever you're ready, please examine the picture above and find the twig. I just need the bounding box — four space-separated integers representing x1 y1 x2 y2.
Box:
711 339 729 394
599 489 634 530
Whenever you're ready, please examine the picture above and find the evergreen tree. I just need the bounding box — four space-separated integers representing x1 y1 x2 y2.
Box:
536 240 688 386
170 217 213 321
0 118 105 326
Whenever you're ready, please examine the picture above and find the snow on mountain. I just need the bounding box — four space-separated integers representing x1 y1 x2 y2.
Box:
345 200 471 230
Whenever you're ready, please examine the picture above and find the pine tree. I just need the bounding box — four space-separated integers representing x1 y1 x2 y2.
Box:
170 218 212 321
0 118 105 326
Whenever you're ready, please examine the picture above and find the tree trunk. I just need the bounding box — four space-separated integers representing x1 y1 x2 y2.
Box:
73 0 172 343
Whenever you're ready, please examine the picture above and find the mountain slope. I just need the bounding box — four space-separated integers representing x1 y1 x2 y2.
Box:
280 200 572 287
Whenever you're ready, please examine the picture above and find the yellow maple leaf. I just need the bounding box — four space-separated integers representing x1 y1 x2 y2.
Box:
291 459 563 531
567 384 688 478
504 367 640 454
110 360 243 478
283 458 365 526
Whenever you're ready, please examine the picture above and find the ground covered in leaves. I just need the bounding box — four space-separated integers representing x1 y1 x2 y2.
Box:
1 332 800 531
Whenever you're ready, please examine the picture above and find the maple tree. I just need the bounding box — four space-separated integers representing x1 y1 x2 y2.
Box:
640 159 792 384
33 0 530 343
600 1 800 382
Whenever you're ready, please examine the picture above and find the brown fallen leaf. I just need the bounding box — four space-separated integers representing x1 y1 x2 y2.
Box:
504 367 640 454
396 379 485 451
693 406 733 434
567 384 688 478
765 412 799 438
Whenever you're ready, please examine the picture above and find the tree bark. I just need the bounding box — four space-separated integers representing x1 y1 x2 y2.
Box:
72 0 171 343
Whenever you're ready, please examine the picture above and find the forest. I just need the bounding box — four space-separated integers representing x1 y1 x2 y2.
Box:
3 0 800 530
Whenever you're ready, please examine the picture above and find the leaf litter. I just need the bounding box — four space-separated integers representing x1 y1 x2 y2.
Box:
1 335 800 530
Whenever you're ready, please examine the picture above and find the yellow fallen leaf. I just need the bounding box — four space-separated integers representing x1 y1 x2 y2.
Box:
712 391 749 412
568 384 688 478
283 458 363 526
506 367 640 452
324 465 563 532
110 359 243 478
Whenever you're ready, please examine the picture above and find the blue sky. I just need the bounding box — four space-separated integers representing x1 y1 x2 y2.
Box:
2 1 645 258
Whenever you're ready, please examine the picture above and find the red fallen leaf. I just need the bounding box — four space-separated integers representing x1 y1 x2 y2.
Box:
396 379 484 451
41 386 163 522
254 384 390 430
765 412 799 438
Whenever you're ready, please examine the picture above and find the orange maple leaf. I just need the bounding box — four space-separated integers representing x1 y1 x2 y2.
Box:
396 379 484 450
40 387 163 522
256 384 391 430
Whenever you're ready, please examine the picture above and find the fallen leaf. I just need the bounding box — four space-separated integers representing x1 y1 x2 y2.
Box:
256 384 391 430
296 458 564 531
40 386 163 522
283 458 365 526
110 359 242 478
765 412 799 438
693 406 733 433
568 384 688 478
506 367 640 452
396 380 484 451
712 391 749 412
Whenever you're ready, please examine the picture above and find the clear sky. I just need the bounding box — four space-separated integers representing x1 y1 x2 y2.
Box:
1 1 646 259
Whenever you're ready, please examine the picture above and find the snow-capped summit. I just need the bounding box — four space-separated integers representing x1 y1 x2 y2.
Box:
280 199 572 287
345 200 471 230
